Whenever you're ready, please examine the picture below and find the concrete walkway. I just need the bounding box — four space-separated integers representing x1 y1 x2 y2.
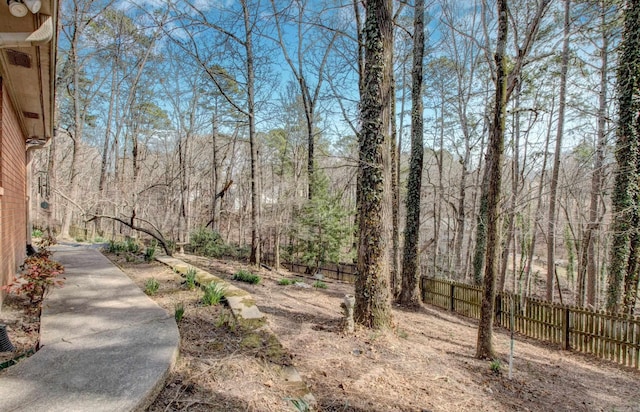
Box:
0 244 179 412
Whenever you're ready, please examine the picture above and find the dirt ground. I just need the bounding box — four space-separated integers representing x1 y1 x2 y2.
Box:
114 252 640 412
0 294 40 366
4 250 640 411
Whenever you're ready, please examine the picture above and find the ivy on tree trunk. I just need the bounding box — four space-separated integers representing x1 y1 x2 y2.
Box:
399 0 425 307
607 0 640 314
354 0 393 329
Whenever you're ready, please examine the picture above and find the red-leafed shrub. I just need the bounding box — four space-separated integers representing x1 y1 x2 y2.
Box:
1 248 65 305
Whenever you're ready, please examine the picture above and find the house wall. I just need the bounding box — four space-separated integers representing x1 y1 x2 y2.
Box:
0 78 27 309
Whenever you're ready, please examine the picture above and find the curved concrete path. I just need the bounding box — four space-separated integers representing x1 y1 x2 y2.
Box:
0 244 179 412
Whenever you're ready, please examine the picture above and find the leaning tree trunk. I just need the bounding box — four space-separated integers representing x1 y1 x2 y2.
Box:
399 0 425 307
354 0 394 329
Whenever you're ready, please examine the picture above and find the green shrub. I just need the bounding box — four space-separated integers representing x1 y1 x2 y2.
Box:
189 227 250 259
490 358 502 374
202 281 225 306
144 278 160 295
313 280 327 289
125 237 140 254
277 278 293 286
107 240 127 254
174 302 185 323
232 269 261 284
32 229 43 238
185 267 197 290
190 227 225 257
144 244 156 262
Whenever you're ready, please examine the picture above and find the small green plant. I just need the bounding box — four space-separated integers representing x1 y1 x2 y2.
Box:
185 267 197 290
277 278 293 286
125 237 140 253
92 236 106 243
107 240 127 254
490 358 502 374
174 302 185 323
144 244 156 262
144 278 160 296
232 269 261 284
32 229 43 238
202 281 225 306
398 329 408 339
313 280 328 289
286 397 310 412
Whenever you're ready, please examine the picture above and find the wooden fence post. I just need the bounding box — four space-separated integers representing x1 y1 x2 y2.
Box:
562 307 570 350
450 283 455 312
495 294 502 325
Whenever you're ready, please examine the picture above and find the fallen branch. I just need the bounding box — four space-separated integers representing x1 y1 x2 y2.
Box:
87 214 172 256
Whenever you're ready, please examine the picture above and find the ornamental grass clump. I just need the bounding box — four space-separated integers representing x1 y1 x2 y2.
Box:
185 267 197 290
202 282 225 306
144 278 160 296
232 269 261 284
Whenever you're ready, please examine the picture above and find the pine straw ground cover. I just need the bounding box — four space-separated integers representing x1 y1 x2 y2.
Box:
2 248 640 411
117 253 639 411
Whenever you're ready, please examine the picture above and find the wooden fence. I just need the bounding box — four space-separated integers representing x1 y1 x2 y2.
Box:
421 277 640 370
258 255 640 369
262 253 358 283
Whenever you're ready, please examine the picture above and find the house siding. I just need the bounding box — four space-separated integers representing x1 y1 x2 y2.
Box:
0 78 27 309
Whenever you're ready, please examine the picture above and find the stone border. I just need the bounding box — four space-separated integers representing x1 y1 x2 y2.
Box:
156 255 316 408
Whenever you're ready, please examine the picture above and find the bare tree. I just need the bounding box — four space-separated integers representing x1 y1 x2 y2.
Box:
546 0 571 302
476 0 509 360
399 0 425 307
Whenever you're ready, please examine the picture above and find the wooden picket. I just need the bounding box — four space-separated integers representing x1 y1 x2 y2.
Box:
420 277 640 370
259 256 640 370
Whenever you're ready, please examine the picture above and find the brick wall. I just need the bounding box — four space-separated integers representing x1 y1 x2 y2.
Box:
0 78 27 309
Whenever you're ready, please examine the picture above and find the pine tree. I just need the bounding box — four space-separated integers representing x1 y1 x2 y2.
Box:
292 171 350 273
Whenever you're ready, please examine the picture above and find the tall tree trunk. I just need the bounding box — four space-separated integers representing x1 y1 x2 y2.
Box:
523 94 553 296
46 129 57 235
499 80 522 292
398 0 425 307
211 113 220 232
476 0 507 360
96 58 118 236
355 0 393 329
579 6 610 308
244 1 261 267
607 0 640 313
391 78 401 299
546 0 571 302
61 27 83 240
434 99 445 277
621 0 640 315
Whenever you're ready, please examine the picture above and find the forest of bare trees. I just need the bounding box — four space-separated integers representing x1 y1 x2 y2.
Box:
33 0 640 339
